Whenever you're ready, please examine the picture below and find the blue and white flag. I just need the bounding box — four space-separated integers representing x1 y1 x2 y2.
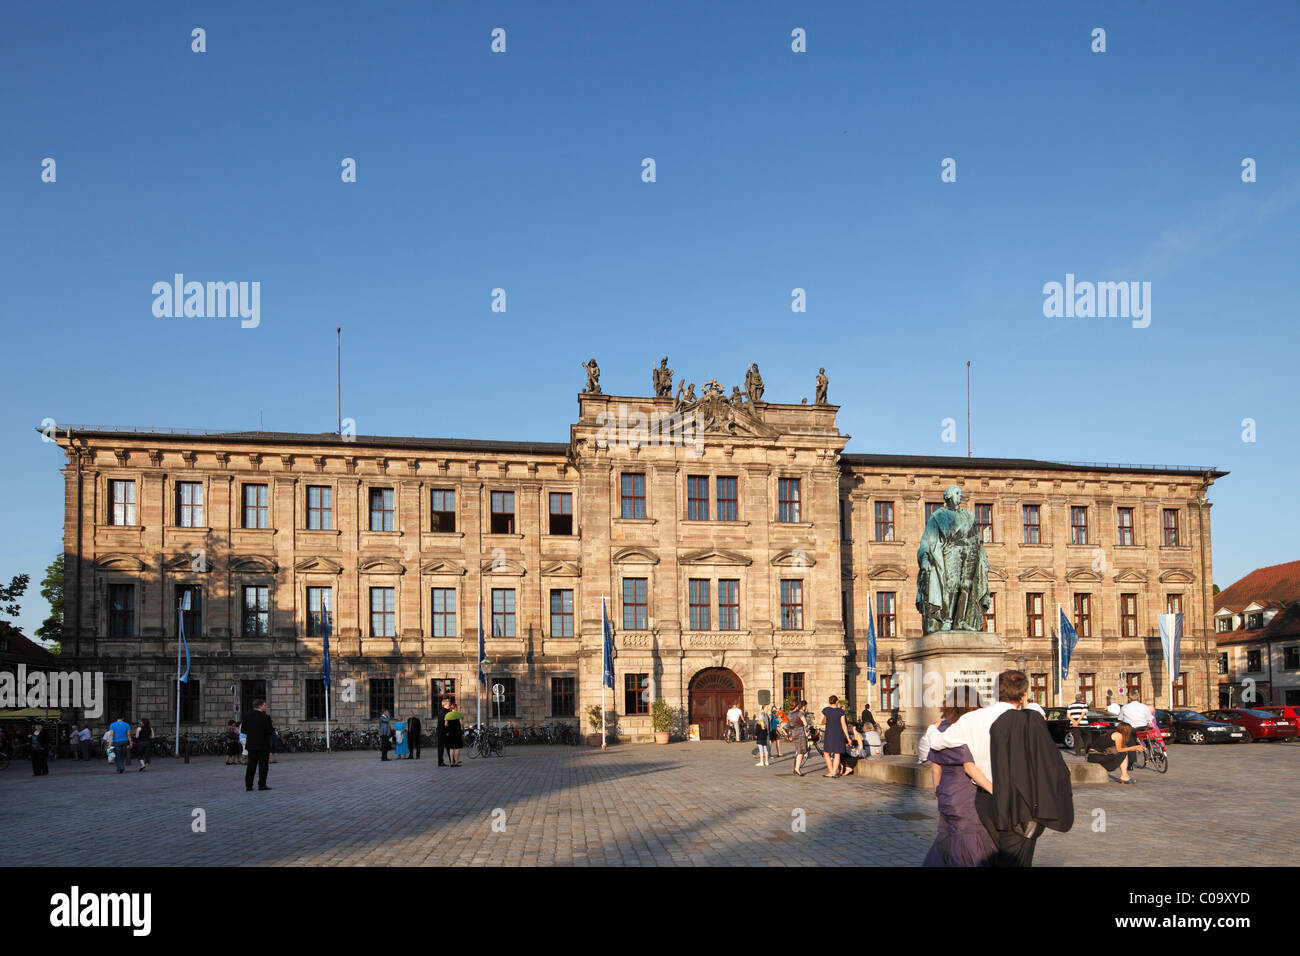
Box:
1158 612 1183 678
321 600 331 689
1059 607 1080 682
478 597 486 684
866 602 877 685
177 593 191 683
602 596 615 690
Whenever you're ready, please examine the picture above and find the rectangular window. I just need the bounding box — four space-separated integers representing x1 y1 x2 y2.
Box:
549 589 574 637
370 586 396 637
1073 593 1092 639
622 578 648 630
925 502 942 522
109 480 136 526
306 486 333 530
489 676 517 718
1120 593 1138 638
108 584 134 637
105 680 132 722
1079 673 1096 708
778 478 801 523
431 489 456 532
431 588 456 637
306 586 332 637
1247 612 1263 630
548 492 573 535
686 476 709 521
491 588 515 637
1172 672 1188 707
874 501 895 541
716 477 738 522
975 504 993 543
176 585 202 637
1030 673 1049 706
877 591 896 639
431 678 457 708
780 579 804 631
688 579 711 630
242 483 269 529
177 679 201 723
1285 646 1300 671
242 585 269 637
1125 672 1143 701
984 593 997 633
624 673 649 715
240 681 268 725
304 679 326 721
369 488 395 532
782 672 805 707
1026 593 1044 638
1217 653 1227 676
490 491 515 534
1070 506 1088 545
1162 508 1180 547
177 482 203 527
1165 594 1183 615
620 474 646 519
369 679 394 720
1215 616 1233 634
880 674 897 711
1023 505 1041 544
1117 507 1134 546
1246 649 1263 673
718 579 739 631
551 677 576 717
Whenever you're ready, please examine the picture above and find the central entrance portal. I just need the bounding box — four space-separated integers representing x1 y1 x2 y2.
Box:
688 668 744 740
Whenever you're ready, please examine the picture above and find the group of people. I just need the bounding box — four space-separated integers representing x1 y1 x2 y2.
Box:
18 717 157 776
378 699 465 766
739 697 906 777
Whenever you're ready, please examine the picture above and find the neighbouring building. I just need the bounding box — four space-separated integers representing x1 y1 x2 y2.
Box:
1214 559 1300 707
45 370 1225 740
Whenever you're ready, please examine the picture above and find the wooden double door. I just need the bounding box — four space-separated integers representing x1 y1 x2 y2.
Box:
689 668 744 740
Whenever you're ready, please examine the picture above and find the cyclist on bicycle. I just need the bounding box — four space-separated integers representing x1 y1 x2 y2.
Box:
1119 692 1154 775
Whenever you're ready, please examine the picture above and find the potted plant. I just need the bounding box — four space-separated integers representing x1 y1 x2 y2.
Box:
651 698 673 744
586 704 604 746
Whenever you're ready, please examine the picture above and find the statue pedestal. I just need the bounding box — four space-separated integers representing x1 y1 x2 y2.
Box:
896 631 1009 756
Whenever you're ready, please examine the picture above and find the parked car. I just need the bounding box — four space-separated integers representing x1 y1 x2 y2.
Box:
1042 707 1118 750
1163 709 1249 744
1254 705 1300 734
1203 708 1299 742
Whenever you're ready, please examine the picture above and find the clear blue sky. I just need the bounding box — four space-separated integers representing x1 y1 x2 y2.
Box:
3 1 1298 636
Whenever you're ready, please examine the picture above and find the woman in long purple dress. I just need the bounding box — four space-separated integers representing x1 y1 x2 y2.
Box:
921 700 997 867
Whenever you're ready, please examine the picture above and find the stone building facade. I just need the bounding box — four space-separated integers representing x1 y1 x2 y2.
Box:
49 381 1224 740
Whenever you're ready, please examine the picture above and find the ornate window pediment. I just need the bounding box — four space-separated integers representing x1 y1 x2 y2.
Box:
613 546 659 565
1159 568 1195 584
1018 567 1054 583
1065 568 1104 583
294 556 343 574
540 560 582 577
868 565 908 581
162 553 203 573
358 556 405 575
770 549 815 569
1114 567 1148 584
420 557 467 576
682 548 752 567
95 553 146 572
480 556 526 576
231 555 278 574
987 566 1008 582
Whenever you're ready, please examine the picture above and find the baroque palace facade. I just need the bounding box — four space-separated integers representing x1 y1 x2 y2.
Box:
50 374 1224 740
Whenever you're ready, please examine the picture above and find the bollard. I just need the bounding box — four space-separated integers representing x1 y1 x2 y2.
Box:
184 736 190 764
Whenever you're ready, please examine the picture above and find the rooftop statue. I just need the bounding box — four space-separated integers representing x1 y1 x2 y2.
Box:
581 358 601 394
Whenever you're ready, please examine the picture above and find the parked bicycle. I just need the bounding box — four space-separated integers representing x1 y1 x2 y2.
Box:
1133 727 1169 773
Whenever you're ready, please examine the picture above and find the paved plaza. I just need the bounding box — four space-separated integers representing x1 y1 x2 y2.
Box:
1 740 1294 867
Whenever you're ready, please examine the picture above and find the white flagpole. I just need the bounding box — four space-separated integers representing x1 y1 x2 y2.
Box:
601 594 608 752
477 596 483 732
175 605 182 756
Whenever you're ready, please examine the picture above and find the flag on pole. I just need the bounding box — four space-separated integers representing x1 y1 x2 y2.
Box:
321 600 331 688
601 597 615 689
1059 606 1080 682
478 598 486 684
866 602 877 685
177 592 191 683
1158 612 1183 677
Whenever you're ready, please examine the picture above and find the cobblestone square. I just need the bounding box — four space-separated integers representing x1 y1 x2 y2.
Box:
1 741 1294 867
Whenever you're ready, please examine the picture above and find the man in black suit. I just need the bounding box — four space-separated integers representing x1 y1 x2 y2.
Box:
243 697 275 791
435 698 450 766
407 712 422 759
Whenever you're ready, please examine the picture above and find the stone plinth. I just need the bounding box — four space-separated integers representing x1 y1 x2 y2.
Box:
851 754 1110 787
896 630 1009 755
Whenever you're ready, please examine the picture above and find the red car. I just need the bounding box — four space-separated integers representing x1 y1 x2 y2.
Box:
1204 708 1299 742
1256 705 1300 732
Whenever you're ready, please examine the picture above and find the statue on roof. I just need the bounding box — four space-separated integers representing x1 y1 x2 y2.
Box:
581 358 601 394
653 357 674 397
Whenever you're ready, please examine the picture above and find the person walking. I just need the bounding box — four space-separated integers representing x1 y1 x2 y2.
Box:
787 702 809 776
920 694 997 867
1066 693 1090 756
379 711 392 761
819 696 850 778
223 720 241 765
77 724 91 762
135 718 154 772
393 715 409 759
242 697 275 791
726 702 743 743
1086 721 1145 784
407 712 422 759
29 722 49 776
435 698 450 766
754 706 771 767
108 714 132 774
444 703 464 767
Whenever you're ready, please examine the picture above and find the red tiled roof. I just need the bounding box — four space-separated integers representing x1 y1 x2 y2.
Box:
0 629 59 668
1216 604 1300 646
1214 560 1300 612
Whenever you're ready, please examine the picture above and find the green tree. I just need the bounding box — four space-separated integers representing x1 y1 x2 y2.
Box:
0 573 30 640
35 553 65 653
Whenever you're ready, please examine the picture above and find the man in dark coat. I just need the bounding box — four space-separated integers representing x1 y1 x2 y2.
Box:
435 698 450 766
975 694 1074 867
242 698 275 791
406 712 422 759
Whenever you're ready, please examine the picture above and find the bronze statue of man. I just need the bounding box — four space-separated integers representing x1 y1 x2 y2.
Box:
916 485 990 633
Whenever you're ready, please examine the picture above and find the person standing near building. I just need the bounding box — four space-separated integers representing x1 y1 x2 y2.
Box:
1067 693 1090 756
1119 691 1154 773
393 715 409 759
768 706 784 759
435 698 450 766
224 720 241 765
819 696 850 778
754 706 771 767
135 718 153 772
443 702 464 767
787 702 809 776
725 702 743 742
77 724 91 762
407 712 422 760
29 722 49 776
242 698 275 791
108 715 132 774
379 711 392 761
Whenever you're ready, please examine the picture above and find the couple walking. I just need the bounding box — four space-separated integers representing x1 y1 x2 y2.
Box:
919 670 1074 867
